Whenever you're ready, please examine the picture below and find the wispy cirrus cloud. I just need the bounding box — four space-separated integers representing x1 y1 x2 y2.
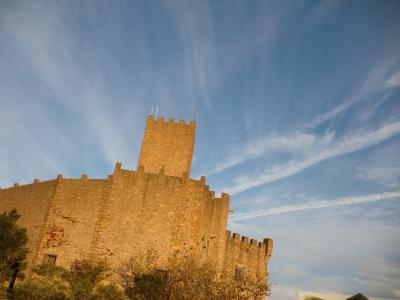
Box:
163 0 217 109
306 61 399 129
209 131 334 174
384 71 400 88
357 166 400 188
0 1 147 185
209 62 400 177
230 191 400 221
354 140 400 189
225 121 400 195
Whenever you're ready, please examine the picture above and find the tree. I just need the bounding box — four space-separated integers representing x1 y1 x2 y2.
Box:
0 209 28 290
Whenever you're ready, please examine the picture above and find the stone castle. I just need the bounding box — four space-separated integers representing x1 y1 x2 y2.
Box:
0 115 273 280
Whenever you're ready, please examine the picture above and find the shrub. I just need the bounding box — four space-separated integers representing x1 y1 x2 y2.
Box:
119 250 269 300
11 259 126 300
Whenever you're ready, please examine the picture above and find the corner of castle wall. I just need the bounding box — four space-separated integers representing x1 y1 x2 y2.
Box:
263 238 273 260
224 229 272 273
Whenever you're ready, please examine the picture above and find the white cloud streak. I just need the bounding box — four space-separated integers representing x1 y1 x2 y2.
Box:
163 0 217 108
210 132 334 174
210 64 400 177
306 62 399 129
0 2 143 186
384 71 400 88
225 121 400 195
230 191 400 221
357 166 400 188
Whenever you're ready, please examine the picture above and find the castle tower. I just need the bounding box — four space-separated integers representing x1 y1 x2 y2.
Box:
137 115 196 177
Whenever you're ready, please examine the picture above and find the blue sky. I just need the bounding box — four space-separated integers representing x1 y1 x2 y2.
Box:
1 0 400 299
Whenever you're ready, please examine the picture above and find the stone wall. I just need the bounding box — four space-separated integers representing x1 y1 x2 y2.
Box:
88 163 231 269
0 115 272 281
34 175 108 268
0 168 271 279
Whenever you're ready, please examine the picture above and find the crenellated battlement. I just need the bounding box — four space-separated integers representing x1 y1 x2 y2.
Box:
0 178 57 190
226 231 262 248
147 115 196 128
0 174 108 192
117 162 200 186
225 230 273 261
113 162 230 212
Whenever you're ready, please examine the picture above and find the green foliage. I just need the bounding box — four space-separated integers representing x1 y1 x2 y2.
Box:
130 273 166 300
10 263 69 300
64 259 112 300
10 282 68 300
92 283 128 300
119 250 269 300
10 252 268 300
11 260 126 300
0 209 28 286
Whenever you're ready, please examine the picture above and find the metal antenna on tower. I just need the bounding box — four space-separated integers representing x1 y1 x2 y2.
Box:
155 106 159 118
150 106 154 116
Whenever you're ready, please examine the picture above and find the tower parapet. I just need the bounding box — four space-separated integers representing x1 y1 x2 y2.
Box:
137 115 195 178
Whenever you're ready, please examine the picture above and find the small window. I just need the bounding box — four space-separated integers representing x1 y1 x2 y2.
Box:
43 254 57 266
234 267 243 281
